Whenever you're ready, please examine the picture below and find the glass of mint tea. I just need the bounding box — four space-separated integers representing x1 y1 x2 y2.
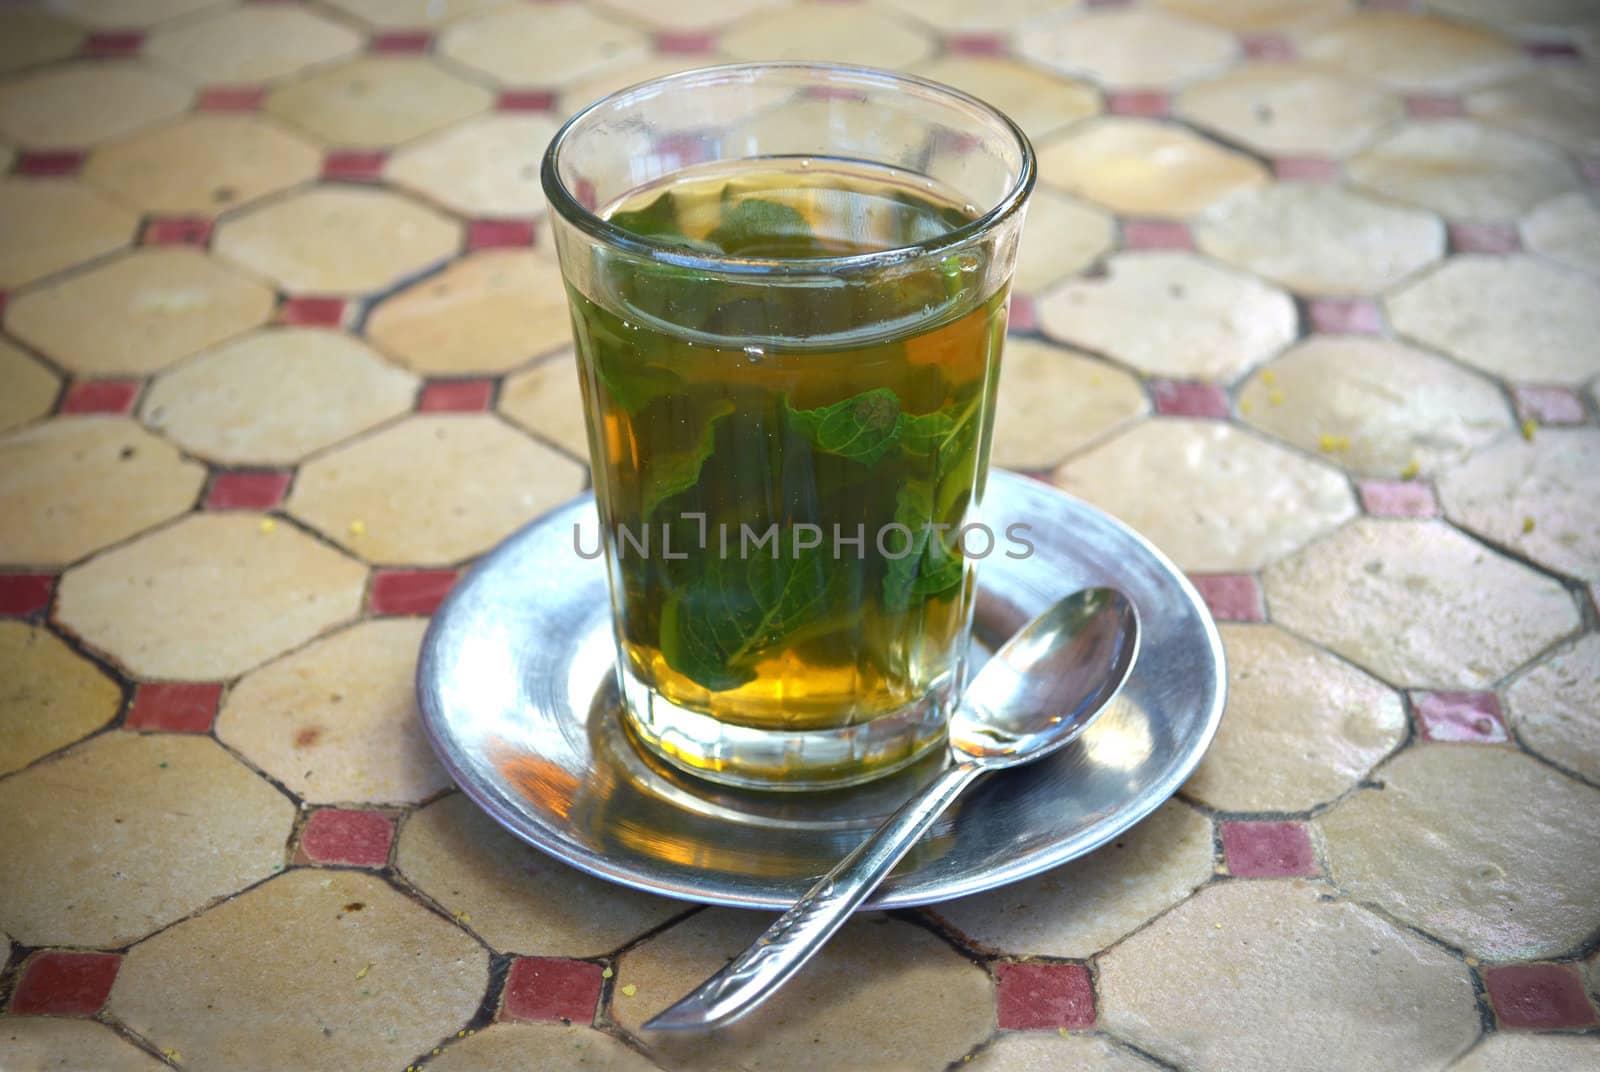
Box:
542 64 1034 791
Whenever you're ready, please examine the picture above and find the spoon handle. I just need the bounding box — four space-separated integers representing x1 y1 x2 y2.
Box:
643 761 982 1032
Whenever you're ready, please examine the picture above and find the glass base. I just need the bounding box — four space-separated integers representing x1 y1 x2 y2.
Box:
618 667 953 792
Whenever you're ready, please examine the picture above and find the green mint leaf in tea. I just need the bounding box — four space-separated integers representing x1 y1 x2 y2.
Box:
782 387 904 467
705 196 819 257
641 400 735 516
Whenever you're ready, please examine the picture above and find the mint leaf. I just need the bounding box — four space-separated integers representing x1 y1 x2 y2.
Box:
707 196 819 257
609 191 715 252
783 387 903 466
573 306 684 414
641 400 734 516
883 481 962 612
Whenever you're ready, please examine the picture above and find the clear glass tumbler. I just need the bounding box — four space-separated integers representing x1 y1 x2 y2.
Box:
542 63 1033 791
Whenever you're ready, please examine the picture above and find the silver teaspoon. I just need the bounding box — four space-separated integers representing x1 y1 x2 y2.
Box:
643 585 1141 1032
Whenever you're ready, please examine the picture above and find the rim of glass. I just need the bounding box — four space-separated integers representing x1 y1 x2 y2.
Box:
541 62 1036 278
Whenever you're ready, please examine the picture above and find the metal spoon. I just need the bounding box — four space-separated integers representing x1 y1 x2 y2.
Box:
643 585 1140 1032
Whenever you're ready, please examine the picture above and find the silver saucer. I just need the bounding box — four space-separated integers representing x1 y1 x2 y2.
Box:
417 470 1224 910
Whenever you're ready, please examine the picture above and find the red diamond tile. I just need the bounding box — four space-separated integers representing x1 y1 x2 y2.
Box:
995 962 1095 1030
1274 157 1339 182
575 177 598 211
59 379 141 415
1241 34 1295 60
297 809 395 868
1448 222 1520 254
1410 690 1508 743
497 89 557 112
205 470 293 511
1525 40 1582 61
1107 91 1168 117
1358 479 1439 519
1007 292 1037 334
368 568 460 616
198 86 266 112
1221 821 1317 877
467 218 536 249
142 217 213 247
81 31 143 58
371 30 432 53
1188 573 1265 623
1151 379 1228 418
501 957 604 1023
16 150 86 177
1513 385 1587 425
1123 218 1193 251
322 151 388 183
1404 94 1465 118
126 682 223 733
418 379 495 413
1485 964 1598 1029
10 952 121 1017
0 573 56 617
1308 298 1384 335
946 33 1009 56
277 297 348 327
655 30 718 54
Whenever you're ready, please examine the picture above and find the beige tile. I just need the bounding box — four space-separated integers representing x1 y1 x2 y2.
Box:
441 5 649 86
1185 624 1405 812
0 733 293 946
0 10 84 76
1154 0 1351 31
0 338 58 435
880 0 1072 33
143 6 362 85
1439 429 1600 582
219 619 451 805
1321 745 1600 958
1196 183 1443 297
109 870 488 1072
386 114 559 218
1450 1034 1600 1072
1467 66 1600 156
1013 188 1115 292
1298 11 1528 92
0 622 120 777
1506 635 1600 786
1264 519 1580 689
1037 252 1296 381
1019 8 1238 88
0 1018 167 1072
970 1034 1161 1072
990 338 1146 469
558 55 737 120
0 178 137 288
56 513 367 679
0 418 204 568
322 0 508 29
721 5 935 68
1238 337 1511 478
593 0 785 31
429 1022 659 1072
499 350 592 459
1038 119 1268 219
85 115 322 216
1099 880 1479 1072
265 57 494 150
214 187 461 296
934 800 1212 957
0 62 192 148
396 793 683 956
5 248 275 377
1178 62 1401 158
1054 420 1355 571
912 56 1099 145
287 414 585 566
141 328 418 465
1349 120 1577 222
367 251 570 374
47 0 226 29
1522 192 1600 278
1387 255 1600 386
613 909 992 1071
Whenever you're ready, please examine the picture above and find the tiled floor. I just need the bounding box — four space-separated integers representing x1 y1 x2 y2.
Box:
1 0 1597 1069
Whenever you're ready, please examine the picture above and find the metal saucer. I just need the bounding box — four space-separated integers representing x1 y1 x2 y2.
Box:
416 469 1225 910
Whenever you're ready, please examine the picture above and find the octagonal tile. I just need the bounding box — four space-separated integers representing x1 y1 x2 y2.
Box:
0 418 205 568
1522 192 1600 278
1238 337 1510 478
1196 183 1443 296
970 1034 1161 1072
934 799 1212 957
0 1019 166 1072
214 187 460 296
396 793 682 956
1349 121 1577 222
1320 745 1600 958
0 733 293 947
1154 0 1351 31
1038 252 1296 381
1185 624 1405 813
1018 8 1238 89
56 513 366 679
5 248 274 377
721 6 935 69
1439 428 1600 582
322 0 506 29
1298 11 1527 93
1467 66 1600 157
988 338 1146 470
109 869 487 1072
144 6 361 85
141 328 417 466
0 339 58 435
1012 188 1115 292
441 5 648 86
385 115 558 218
366 251 569 375
594 0 781 31
1178 62 1399 159
1040 119 1268 219
1450 1034 1600 1072
0 179 136 288
85 116 321 216
1265 519 1579 689
0 10 83 76
1054 420 1355 571
219 619 450 805
287 415 585 566
911 56 1099 144
1387 256 1600 386
428 1022 658 1072
0 622 120 777
499 351 590 460
1099 881 1479 1072
1506 635 1600 786
0 62 191 148
264 57 493 150
558 55 740 121
46 0 226 29
879 0 1071 33
613 909 991 1071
